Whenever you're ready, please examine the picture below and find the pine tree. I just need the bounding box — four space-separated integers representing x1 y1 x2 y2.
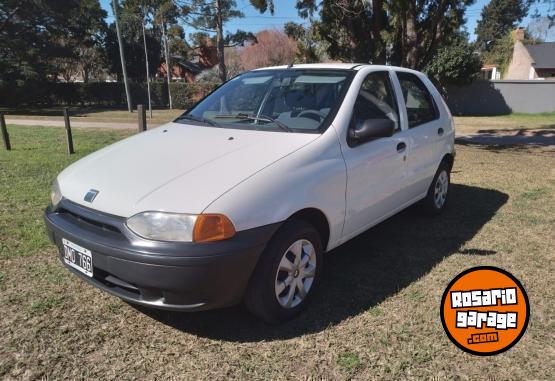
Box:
475 0 532 51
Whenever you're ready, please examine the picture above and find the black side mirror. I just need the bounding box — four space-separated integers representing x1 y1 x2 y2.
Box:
349 118 395 146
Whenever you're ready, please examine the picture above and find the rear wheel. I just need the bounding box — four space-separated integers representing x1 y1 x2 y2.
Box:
244 220 323 324
421 162 450 215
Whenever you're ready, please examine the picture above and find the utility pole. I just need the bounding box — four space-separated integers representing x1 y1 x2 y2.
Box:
215 0 227 83
162 23 173 109
141 10 152 118
112 0 132 112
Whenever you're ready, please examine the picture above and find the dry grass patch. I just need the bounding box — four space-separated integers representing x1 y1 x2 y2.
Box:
1 107 184 125
454 113 555 135
0 124 553 379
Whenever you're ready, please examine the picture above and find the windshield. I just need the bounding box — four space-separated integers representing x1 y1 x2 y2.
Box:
176 69 353 133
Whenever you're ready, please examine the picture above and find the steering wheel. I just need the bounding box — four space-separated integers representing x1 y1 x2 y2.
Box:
297 110 325 122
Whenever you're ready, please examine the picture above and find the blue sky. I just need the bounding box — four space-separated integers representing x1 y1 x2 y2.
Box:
100 0 553 42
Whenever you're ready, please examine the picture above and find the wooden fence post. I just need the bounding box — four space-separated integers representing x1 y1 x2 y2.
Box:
0 113 11 151
63 108 74 154
138 104 147 132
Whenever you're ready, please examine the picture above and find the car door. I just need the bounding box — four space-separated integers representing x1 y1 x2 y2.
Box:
393 71 443 199
340 70 411 240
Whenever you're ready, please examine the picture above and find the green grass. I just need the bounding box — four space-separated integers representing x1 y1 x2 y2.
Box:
0 123 553 379
0 126 130 258
337 352 361 373
29 295 66 316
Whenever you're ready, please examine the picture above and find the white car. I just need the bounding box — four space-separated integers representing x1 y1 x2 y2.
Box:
45 64 455 323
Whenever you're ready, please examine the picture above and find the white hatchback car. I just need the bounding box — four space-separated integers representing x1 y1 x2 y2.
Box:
45 64 455 323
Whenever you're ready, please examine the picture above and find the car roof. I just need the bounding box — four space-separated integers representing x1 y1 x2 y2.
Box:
252 63 423 75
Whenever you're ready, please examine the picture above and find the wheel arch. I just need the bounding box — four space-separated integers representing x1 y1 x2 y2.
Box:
287 208 331 251
441 152 455 172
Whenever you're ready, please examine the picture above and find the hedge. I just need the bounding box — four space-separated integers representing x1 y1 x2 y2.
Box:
0 81 217 109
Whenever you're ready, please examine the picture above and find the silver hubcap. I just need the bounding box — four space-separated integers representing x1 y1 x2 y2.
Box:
434 170 449 209
274 239 317 309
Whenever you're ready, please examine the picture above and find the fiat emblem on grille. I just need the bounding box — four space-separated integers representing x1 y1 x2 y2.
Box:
84 189 99 203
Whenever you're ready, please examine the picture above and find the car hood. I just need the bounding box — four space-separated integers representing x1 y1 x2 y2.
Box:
58 122 319 217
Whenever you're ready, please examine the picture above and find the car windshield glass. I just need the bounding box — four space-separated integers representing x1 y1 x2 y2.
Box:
175 69 352 132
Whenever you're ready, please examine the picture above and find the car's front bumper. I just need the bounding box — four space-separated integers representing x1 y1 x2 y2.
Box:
44 199 280 311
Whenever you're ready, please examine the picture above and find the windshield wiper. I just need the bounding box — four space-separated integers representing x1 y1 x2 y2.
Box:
175 114 219 127
213 113 293 132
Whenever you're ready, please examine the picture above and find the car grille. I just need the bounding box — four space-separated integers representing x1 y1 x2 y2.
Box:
58 206 122 234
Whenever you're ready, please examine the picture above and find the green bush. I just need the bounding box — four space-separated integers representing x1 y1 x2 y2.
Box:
0 81 217 109
170 82 218 109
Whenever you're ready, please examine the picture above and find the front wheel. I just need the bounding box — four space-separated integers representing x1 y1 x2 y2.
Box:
420 162 450 215
244 220 323 324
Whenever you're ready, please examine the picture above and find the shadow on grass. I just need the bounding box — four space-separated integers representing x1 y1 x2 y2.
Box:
456 128 555 148
455 140 555 154
135 184 508 342
476 128 555 135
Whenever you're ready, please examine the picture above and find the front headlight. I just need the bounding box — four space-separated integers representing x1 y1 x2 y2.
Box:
127 212 197 242
126 212 235 243
50 179 62 209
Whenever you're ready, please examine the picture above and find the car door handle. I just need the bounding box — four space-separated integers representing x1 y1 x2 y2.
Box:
438 128 444 136
397 142 406 153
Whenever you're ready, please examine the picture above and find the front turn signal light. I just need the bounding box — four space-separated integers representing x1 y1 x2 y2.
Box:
193 214 236 243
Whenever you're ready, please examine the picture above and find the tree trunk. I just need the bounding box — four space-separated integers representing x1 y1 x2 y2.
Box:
112 0 132 112
215 0 227 83
162 23 173 109
403 1 419 68
141 14 152 118
419 0 449 70
372 0 386 64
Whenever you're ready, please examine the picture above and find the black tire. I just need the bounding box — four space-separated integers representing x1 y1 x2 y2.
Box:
244 219 324 324
420 161 451 216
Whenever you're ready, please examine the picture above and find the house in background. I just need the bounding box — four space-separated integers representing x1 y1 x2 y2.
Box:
481 64 501 80
157 44 219 83
506 28 555 79
481 27 555 80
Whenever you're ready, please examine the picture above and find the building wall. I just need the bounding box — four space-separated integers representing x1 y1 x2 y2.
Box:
505 41 536 80
445 80 555 115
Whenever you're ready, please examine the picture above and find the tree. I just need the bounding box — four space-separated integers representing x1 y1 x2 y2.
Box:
253 1 475 71
0 0 107 82
54 0 108 83
112 0 132 111
179 0 244 82
475 0 532 51
284 22 328 63
154 1 184 108
424 32 481 90
104 22 162 82
239 29 298 70
122 0 184 114
307 1 374 63
385 0 475 69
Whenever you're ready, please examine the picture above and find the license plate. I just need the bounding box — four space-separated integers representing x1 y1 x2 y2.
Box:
62 238 93 277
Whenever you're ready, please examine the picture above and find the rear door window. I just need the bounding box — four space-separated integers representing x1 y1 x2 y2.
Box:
396 72 438 128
